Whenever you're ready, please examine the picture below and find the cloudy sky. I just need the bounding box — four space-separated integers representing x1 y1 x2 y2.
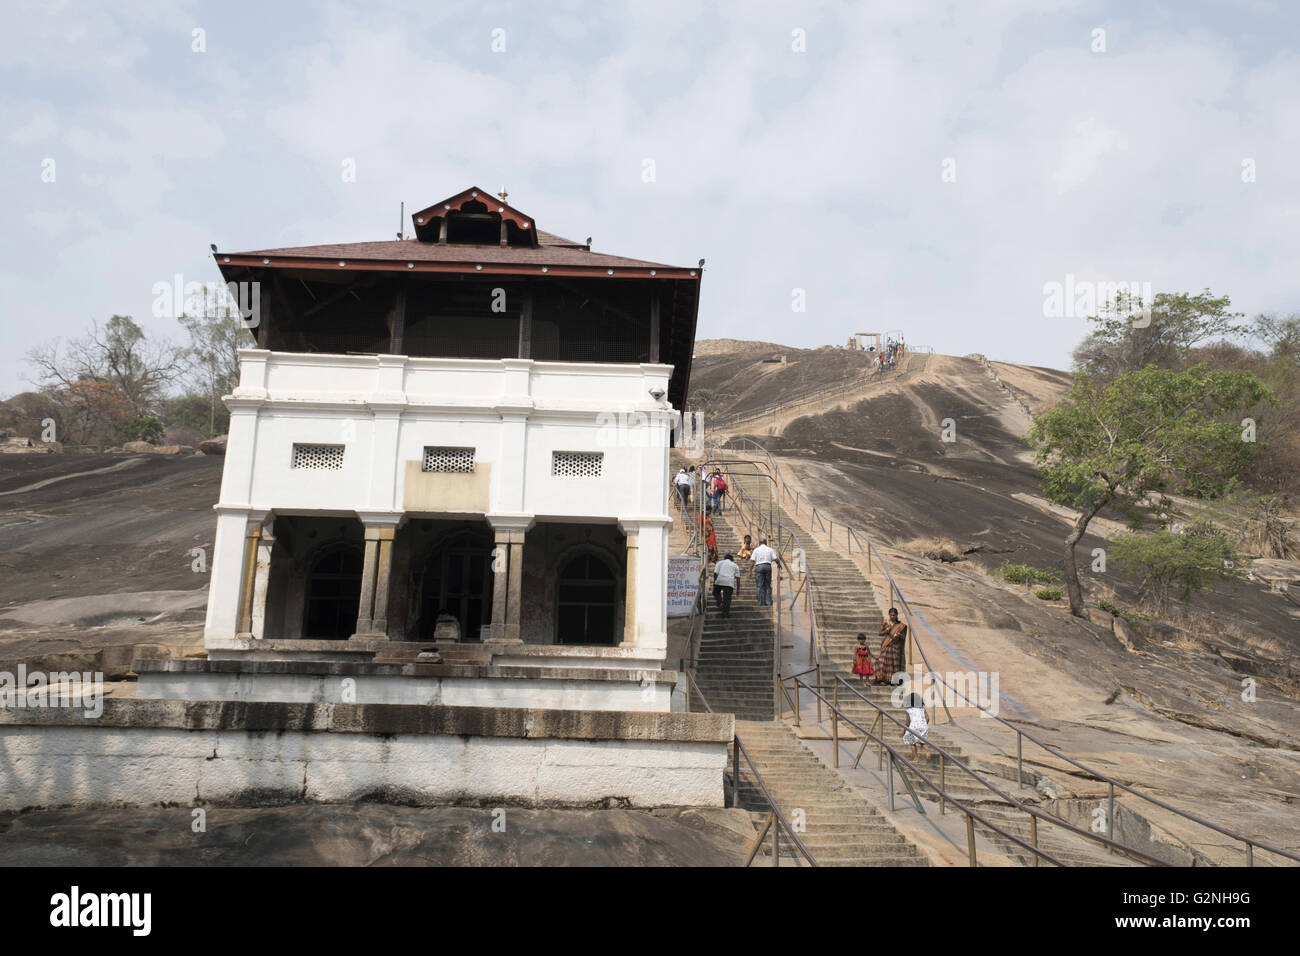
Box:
2 0 1297 398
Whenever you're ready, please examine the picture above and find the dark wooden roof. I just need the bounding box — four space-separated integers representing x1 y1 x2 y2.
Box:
220 230 694 277
213 188 702 408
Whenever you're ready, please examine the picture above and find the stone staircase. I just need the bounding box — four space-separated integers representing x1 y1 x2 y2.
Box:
733 719 930 866
723 467 1137 867
690 516 775 721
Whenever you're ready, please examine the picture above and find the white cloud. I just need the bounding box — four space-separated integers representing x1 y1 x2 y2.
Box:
1 0 1298 397
1052 117 1130 193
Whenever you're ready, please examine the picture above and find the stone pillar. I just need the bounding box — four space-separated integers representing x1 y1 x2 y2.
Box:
205 508 266 646
489 530 509 641
237 519 263 637
249 518 276 640
618 517 670 658
353 513 403 640
486 514 534 645
506 532 525 643
355 535 379 635
622 530 639 646
372 535 395 634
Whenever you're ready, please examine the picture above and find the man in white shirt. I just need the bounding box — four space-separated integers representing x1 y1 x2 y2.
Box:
673 468 692 512
712 553 740 618
749 538 776 606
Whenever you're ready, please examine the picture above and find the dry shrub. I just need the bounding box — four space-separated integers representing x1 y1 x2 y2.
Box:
894 536 964 563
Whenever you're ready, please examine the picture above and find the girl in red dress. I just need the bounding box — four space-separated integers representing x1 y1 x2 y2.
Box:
851 632 875 681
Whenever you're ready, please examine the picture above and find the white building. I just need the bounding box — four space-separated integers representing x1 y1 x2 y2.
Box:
4 188 732 812
174 186 704 705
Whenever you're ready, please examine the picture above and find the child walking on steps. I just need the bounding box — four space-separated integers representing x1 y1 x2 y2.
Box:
903 692 931 761
851 633 875 682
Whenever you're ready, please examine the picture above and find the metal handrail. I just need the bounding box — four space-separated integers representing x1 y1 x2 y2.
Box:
786 675 1173 868
820 674 1173 866
706 462 813 713
710 451 830 675
680 565 707 668
716 435 1300 867
683 665 817 866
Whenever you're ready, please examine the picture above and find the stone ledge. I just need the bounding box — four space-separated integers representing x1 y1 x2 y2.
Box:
497 644 661 659
204 640 666 664
0 699 733 743
134 658 679 683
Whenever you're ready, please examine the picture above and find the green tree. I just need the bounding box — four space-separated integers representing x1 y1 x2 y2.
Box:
1072 290 1245 382
160 391 230 438
1027 364 1271 618
1251 311 1300 365
27 315 184 418
121 416 165 444
178 308 247 435
1110 521 1239 615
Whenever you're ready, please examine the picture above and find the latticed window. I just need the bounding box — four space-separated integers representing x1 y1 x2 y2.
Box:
291 443 346 470
422 446 476 474
552 451 603 478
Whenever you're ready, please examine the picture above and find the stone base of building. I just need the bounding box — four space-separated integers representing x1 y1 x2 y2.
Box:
0 700 733 811
135 658 679 712
204 638 667 671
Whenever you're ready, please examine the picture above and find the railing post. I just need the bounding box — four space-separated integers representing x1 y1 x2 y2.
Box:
832 681 840 768
792 679 800 727
800 600 811 671
732 740 740 808
1017 733 1023 789
772 816 779 867
966 814 977 866
939 753 946 814
807 600 815 666
1030 813 1039 868
774 563 782 722
887 755 895 811
1246 842 1254 867
1108 782 1116 851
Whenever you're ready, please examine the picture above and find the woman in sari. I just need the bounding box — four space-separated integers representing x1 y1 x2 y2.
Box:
874 607 907 685
702 515 719 563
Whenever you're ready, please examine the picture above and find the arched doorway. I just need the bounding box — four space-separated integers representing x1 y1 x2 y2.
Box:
556 553 617 645
419 529 494 642
303 544 363 639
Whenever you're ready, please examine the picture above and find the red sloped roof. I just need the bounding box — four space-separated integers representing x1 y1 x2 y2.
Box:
218 186 701 278
220 230 697 279
236 231 675 268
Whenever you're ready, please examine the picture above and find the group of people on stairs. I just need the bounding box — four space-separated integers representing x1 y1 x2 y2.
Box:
681 460 930 756
852 610 930 759
708 534 775 619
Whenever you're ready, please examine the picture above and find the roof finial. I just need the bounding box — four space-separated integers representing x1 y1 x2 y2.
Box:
498 187 508 202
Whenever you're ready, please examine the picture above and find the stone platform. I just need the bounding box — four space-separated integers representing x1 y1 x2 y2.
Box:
0 698 733 811
134 657 681 712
